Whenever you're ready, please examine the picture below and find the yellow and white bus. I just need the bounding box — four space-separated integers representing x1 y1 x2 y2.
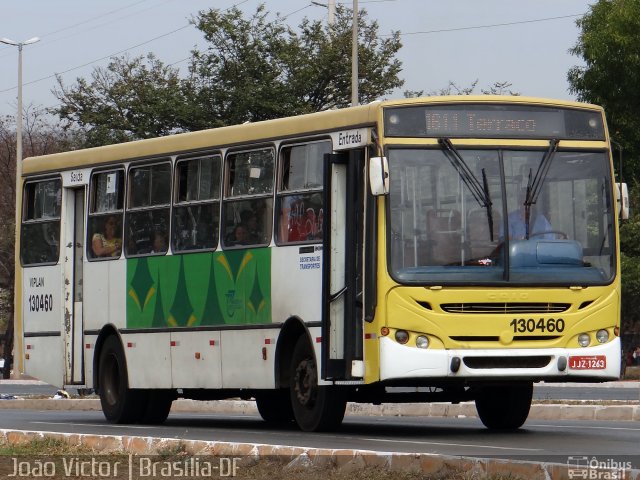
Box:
17 96 621 431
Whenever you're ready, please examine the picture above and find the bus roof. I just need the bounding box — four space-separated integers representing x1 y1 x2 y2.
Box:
23 95 602 176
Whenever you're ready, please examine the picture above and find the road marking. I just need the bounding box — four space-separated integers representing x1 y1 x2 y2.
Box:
30 422 154 430
529 423 640 432
360 438 543 451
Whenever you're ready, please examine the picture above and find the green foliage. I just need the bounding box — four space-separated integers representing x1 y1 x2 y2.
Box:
53 5 404 140
404 80 519 98
568 0 640 179
53 54 188 147
568 1 640 336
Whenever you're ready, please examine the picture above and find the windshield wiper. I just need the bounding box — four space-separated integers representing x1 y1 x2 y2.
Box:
482 168 494 241
438 138 493 238
524 139 559 238
438 138 492 208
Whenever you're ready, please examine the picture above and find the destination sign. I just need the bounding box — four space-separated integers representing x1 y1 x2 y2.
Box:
384 104 605 140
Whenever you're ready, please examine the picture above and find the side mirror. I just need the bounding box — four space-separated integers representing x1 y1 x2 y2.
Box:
616 182 629 220
369 156 389 196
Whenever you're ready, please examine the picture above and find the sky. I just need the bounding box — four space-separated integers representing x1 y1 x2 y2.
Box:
0 0 594 118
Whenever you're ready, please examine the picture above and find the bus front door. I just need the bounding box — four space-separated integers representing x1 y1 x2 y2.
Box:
322 149 365 380
62 187 85 385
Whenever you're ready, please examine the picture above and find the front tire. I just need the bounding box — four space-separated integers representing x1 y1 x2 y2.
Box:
98 335 145 423
289 336 346 432
255 389 295 424
475 382 533 430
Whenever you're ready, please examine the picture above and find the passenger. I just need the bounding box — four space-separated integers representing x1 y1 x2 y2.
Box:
151 230 168 254
227 224 249 246
91 215 122 257
240 210 261 243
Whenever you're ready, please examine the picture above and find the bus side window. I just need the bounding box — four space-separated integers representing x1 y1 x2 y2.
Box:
21 179 62 266
87 170 124 260
222 148 274 248
277 141 330 244
126 162 171 256
171 154 221 253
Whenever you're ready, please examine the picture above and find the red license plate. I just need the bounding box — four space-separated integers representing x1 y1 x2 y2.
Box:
568 355 606 370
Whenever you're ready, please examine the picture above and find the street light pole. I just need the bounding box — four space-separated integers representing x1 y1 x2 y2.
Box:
1 36 40 165
351 0 358 106
1 35 39 379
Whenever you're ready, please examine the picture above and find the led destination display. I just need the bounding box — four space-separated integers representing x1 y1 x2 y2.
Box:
384 104 605 140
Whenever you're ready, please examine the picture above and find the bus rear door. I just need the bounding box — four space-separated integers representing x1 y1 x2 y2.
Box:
62 171 88 385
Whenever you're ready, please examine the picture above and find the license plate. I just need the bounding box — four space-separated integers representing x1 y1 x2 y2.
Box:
568 355 606 370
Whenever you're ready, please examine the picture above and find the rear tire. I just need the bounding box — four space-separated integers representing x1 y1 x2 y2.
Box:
139 389 174 425
475 382 533 430
98 335 145 423
289 336 346 432
255 389 295 424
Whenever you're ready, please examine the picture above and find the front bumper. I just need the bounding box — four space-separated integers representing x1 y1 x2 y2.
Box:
379 336 621 381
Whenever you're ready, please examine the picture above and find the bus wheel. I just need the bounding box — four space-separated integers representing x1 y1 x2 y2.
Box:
475 382 533 430
289 336 346 432
98 335 145 423
139 390 174 425
255 389 294 424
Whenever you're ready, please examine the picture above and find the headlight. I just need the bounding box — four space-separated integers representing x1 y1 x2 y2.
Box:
395 330 409 344
595 329 609 344
578 333 590 347
416 335 429 349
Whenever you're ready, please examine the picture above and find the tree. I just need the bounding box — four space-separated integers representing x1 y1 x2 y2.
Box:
53 5 404 138
185 4 403 129
0 106 75 378
568 1 640 355
404 80 519 98
568 0 640 179
53 54 188 147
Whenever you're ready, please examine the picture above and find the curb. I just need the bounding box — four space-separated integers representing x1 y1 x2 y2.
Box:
2 429 638 480
0 398 638 421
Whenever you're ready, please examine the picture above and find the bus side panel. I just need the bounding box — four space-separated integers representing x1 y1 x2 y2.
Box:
271 245 322 325
22 266 64 386
122 332 172 388
170 331 222 388
83 260 127 389
219 328 277 389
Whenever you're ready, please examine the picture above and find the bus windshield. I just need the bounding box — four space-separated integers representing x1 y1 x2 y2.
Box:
388 147 615 285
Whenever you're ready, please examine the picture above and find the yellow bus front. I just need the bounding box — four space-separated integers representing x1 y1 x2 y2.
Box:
368 97 621 387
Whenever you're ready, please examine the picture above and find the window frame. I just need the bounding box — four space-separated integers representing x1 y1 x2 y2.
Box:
86 167 125 262
171 153 222 253
20 176 62 267
222 146 275 249
125 159 172 257
275 139 331 246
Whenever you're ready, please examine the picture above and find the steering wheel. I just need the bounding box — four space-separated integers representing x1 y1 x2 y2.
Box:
529 230 568 240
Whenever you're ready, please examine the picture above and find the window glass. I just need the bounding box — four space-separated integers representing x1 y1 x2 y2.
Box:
172 155 221 252
92 170 124 213
24 179 61 220
281 143 326 191
129 163 171 208
277 141 330 244
388 148 614 286
222 148 274 248
87 170 124 260
222 199 272 247
126 162 171 256
227 149 274 197
21 179 62 265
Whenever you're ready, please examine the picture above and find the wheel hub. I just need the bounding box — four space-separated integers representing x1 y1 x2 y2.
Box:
293 358 317 407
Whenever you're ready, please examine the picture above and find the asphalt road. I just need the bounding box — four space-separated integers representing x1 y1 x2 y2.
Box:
1 408 638 465
1 381 639 401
